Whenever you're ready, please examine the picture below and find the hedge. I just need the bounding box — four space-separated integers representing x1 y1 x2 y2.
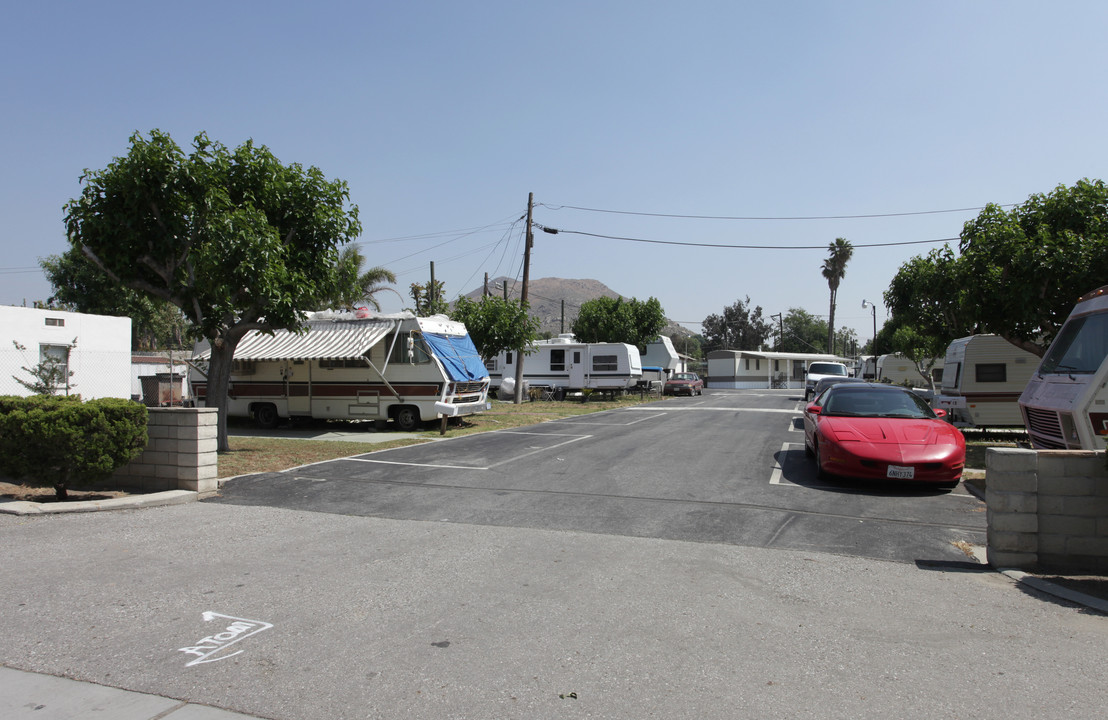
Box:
0 395 148 497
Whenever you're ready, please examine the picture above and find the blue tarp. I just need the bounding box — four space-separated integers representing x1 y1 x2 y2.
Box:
423 333 489 382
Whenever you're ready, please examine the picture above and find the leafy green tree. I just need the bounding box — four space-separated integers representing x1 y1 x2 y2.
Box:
702 296 772 353
821 238 853 354
63 130 362 451
777 308 827 353
957 178 1108 355
408 280 449 316
450 295 540 360
887 324 948 391
41 249 191 350
572 296 666 350
319 246 397 311
883 245 976 350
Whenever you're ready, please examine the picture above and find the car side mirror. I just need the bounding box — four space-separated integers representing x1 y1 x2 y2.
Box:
806 404 821 415
932 407 947 418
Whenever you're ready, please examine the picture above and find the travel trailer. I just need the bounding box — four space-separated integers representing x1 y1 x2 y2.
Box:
933 334 1038 427
190 311 490 430
488 335 643 395
876 353 943 389
1020 286 1108 450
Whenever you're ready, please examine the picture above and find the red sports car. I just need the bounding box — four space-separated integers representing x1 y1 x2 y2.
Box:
664 372 704 396
803 383 965 488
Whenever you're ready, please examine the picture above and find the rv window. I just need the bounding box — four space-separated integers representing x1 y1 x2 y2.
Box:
1039 312 1108 374
319 358 365 369
774 359 779 372
573 351 581 363
975 363 1007 383
593 355 618 371
231 359 256 375
550 349 565 372
388 334 431 364
946 362 961 388
745 358 750 370
484 358 497 372
506 351 514 365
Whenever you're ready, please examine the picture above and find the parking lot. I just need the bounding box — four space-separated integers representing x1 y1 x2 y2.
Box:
211 389 986 564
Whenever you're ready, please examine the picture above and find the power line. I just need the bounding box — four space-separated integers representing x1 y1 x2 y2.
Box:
537 226 957 250
538 202 1015 221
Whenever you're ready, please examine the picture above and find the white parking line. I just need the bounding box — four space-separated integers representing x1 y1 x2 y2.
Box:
553 412 666 425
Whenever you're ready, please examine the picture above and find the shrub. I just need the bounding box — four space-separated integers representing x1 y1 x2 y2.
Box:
0 396 148 500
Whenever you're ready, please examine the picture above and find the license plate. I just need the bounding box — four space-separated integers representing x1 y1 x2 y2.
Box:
887 465 915 479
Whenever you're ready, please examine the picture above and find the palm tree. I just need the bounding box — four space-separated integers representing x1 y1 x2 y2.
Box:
323 246 399 311
821 238 853 355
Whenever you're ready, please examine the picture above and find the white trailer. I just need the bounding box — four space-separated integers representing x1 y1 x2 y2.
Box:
1020 286 1108 450
933 334 1038 427
190 311 490 430
488 335 643 395
876 353 944 388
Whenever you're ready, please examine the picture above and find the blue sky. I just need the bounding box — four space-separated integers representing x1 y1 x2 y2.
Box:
3 1 1106 345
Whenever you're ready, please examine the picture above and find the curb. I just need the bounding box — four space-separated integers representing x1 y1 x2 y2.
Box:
0 490 197 516
999 569 1108 615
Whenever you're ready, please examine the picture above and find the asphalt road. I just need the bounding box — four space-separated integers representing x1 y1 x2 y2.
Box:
211 389 985 565
4 390 1104 719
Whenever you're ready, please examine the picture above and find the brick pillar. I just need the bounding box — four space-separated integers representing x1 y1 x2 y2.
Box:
114 408 219 495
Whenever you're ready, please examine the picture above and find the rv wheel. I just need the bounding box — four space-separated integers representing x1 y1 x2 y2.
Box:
253 403 280 430
394 406 421 432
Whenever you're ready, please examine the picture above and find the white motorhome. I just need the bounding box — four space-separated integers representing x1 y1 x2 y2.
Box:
190 311 490 430
933 334 1038 427
876 353 944 389
488 335 643 395
1020 286 1108 450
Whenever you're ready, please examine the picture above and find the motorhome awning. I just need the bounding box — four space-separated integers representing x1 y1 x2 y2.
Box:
192 318 398 361
422 332 489 382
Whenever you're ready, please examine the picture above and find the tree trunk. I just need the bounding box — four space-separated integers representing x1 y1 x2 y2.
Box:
827 288 837 355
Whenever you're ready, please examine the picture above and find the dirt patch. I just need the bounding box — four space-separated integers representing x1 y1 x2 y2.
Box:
0 480 132 504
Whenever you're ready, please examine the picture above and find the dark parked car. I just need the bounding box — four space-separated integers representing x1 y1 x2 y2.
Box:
664 372 704 396
803 383 965 488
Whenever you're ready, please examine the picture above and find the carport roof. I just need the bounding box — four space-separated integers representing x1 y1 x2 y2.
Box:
193 317 399 361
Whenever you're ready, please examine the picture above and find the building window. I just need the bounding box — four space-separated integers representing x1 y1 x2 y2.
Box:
45 317 64 327
593 355 617 371
550 349 565 372
976 363 1007 383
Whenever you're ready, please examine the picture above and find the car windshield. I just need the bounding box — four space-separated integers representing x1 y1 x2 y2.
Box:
820 388 934 419
1038 311 1108 375
673 373 696 380
808 363 846 376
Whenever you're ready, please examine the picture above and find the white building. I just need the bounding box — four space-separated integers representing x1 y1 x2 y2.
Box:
0 306 132 399
707 349 851 389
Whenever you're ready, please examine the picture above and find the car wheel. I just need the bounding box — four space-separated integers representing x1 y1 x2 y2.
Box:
394 405 421 432
804 435 814 458
253 403 280 430
813 440 829 479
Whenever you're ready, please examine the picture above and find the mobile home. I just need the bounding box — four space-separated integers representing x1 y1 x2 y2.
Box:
933 334 1038 427
0 306 131 399
488 335 642 394
707 350 849 390
190 311 490 430
1020 286 1108 450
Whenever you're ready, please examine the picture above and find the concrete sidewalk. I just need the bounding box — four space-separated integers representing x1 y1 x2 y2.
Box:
0 666 266 719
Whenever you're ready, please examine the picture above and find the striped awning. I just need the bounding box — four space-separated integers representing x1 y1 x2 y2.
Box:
193 317 398 361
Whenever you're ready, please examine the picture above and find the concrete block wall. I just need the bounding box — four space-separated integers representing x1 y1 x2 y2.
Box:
113 408 219 495
986 447 1108 573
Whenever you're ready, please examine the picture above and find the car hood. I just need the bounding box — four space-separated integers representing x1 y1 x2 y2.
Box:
822 417 960 445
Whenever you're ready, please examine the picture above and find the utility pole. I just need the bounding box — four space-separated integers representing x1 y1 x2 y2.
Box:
560 299 565 335
513 192 534 404
484 273 490 297
770 313 783 351
429 262 436 311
